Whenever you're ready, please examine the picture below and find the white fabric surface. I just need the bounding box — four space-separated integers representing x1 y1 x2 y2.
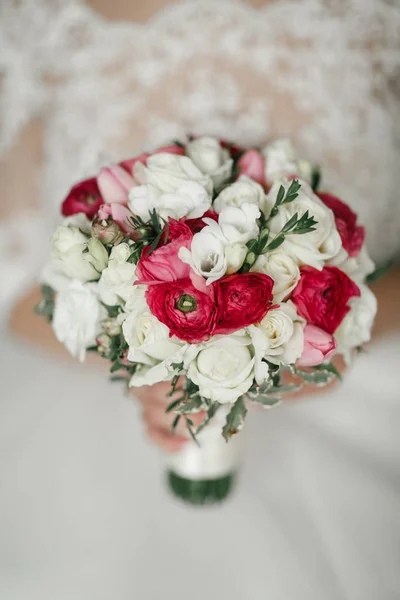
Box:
1 330 399 600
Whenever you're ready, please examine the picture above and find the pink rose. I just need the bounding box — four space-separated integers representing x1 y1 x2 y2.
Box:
318 192 365 257
97 164 135 205
61 177 103 219
135 219 193 285
119 153 149 175
97 203 133 233
297 324 337 367
154 144 185 156
292 266 360 334
236 150 266 187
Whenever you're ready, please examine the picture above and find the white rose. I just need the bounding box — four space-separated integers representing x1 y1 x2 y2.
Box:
122 295 186 386
52 222 108 282
262 138 312 184
63 212 92 234
188 337 255 404
250 302 305 366
98 243 136 305
135 153 212 191
213 176 265 213
330 245 375 284
52 280 105 362
186 136 233 188
335 284 377 359
265 180 342 269
40 259 71 293
129 180 212 222
252 250 300 302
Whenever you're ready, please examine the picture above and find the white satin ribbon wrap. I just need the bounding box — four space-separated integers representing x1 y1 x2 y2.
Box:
167 406 242 480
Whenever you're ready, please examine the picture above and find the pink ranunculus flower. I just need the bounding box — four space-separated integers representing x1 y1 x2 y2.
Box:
97 203 133 233
236 150 266 187
154 144 185 155
119 153 149 175
135 218 193 285
97 164 136 205
297 324 337 367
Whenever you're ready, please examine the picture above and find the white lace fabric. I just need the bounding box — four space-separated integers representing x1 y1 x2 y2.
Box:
1 0 399 311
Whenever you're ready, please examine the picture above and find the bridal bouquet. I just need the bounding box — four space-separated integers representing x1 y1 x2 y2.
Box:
37 137 377 504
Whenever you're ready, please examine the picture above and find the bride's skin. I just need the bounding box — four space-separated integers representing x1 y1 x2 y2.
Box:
6 0 400 451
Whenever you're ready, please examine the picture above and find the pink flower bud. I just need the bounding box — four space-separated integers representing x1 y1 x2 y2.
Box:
97 203 134 234
297 324 337 367
97 164 135 205
91 218 123 245
236 150 266 187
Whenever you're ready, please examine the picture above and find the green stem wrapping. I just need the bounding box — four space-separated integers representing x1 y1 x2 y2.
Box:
167 471 235 505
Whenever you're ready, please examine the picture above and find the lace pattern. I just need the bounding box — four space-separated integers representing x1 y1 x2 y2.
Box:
1 0 400 311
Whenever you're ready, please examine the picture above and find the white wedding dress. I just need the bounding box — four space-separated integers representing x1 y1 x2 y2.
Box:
0 1 400 599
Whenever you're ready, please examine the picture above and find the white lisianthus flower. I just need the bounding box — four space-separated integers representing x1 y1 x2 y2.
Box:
252 250 300 302
188 338 255 404
217 203 260 244
250 302 305 366
262 138 312 185
52 220 109 282
186 136 233 188
213 175 265 213
265 179 342 269
98 243 137 305
335 284 377 361
330 245 375 284
52 280 105 362
179 202 260 283
63 212 92 234
179 228 227 283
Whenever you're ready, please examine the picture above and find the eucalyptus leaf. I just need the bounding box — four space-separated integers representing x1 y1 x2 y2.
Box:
222 397 247 441
251 395 281 408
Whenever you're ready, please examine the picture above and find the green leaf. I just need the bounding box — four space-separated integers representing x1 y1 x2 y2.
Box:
366 260 393 284
194 402 220 435
276 185 285 206
311 165 321 191
282 179 301 204
314 362 342 381
166 398 184 413
250 395 281 408
293 367 333 385
175 396 205 415
222 397 247 441
110 361 123 373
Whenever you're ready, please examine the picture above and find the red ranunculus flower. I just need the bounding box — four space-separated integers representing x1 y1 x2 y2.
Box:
318 192 365 257
214 272 274 334
146 277 218 343
219 139 245 158
185 210 219 234
61 177 103 219
136 219 193 285
292 266 360 334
